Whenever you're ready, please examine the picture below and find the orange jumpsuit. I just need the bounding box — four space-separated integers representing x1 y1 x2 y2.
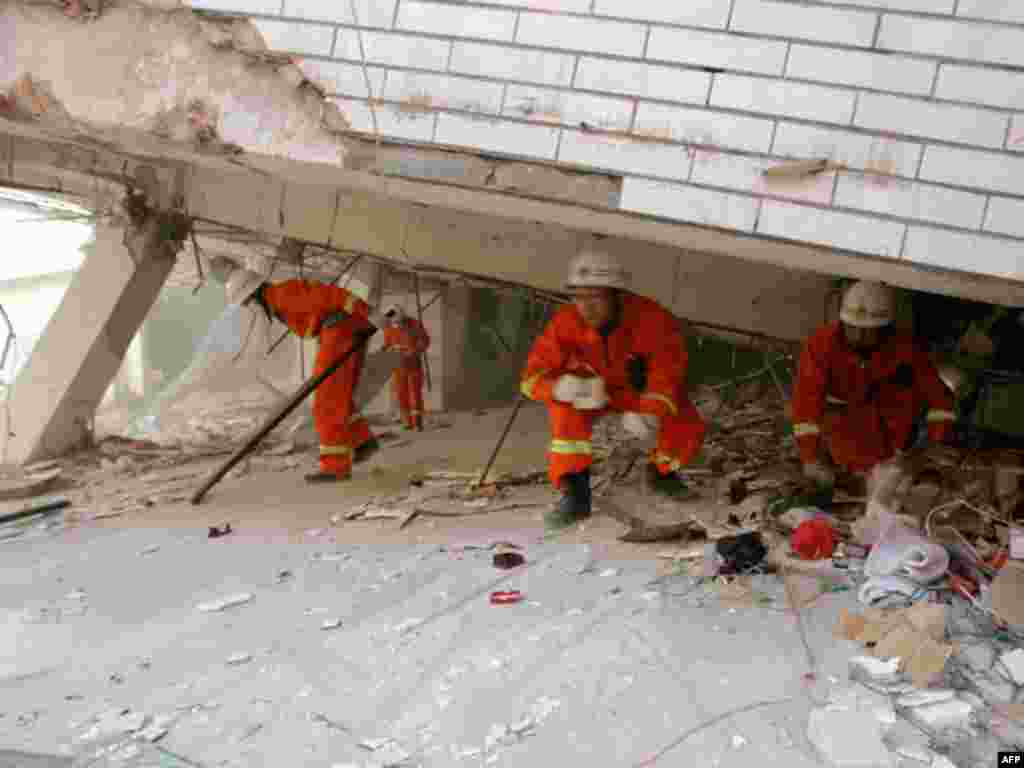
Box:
263 279 375 477
792 322 955 473
521 292 706 489
383 317 430 429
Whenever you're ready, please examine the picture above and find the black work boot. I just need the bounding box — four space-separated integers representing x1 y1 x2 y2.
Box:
305 471 352 484
646 462 698 500
353 438 380 464
545 469 592 529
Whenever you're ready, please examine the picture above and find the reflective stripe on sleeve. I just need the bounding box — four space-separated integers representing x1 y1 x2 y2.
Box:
549 439 592 455
641 392 677 417
793 423 821 438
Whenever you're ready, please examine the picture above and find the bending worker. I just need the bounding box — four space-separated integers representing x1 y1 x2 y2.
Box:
226 267 390 483
521 248 707 528
791 280 956 489
381 305 430 431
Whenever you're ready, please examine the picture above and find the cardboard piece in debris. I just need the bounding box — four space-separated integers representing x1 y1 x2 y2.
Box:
835 603 954 688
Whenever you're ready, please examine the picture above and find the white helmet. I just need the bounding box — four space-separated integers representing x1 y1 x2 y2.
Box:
383 304 405 322
839 280 895 329
565 248 630 291
226 268 266 306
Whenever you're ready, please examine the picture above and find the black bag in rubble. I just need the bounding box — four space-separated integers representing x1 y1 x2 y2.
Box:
715 531 767 574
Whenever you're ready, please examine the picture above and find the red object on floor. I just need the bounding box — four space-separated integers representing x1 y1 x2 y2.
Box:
949 573 978 599
791 519 837 560
490 590 523 605
989 549 1009 571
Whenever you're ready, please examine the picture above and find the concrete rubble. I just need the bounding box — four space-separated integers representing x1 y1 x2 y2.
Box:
1 347 1023 768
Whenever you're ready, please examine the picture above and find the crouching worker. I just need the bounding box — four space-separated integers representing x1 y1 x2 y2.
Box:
520 249 707 528
225 268 391 483
792 280 956 492
382 305 430 431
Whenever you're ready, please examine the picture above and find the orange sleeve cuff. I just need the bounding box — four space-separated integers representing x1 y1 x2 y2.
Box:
796 434 820 464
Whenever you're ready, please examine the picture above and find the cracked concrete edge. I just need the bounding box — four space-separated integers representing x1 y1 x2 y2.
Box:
3 0 351 163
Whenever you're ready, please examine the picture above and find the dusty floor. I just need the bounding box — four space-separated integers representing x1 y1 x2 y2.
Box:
0 403 1004 766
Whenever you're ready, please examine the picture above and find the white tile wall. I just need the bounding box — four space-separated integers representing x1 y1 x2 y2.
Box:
786 46 935 96
936 65 1024 111
1010 116 1024 152
772 123 922 179
383 71 504 114
957 0 1024 24
634 102 775 153
484 0 590 12
855 93 1008 149
559 131 693 180
904 227 1024 279
758 201 907 258
250 18 335 56
711 75 856 125
878 15 1024 68
593 0 731 28
646 28 788 76
690 153 837 205
574 58 711 104
189 0 282 15
188 0 1024 284
516 12 648 57
334 29 451 71
729 0 878 46
808 0 953 10
282 0 397 28
435 113 560 159
984 197 1024 239
920 146 1024 197
396 1 517 42
834 175 987 229
449 42 576 87
505 86 634 130
332 97 438 142
297 59 388 98
620 177 761 232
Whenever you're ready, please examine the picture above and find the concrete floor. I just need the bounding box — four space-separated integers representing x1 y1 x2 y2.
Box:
0 403 868 767
0 518 872 767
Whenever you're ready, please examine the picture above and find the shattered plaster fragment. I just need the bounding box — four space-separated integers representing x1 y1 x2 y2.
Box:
197 592 253 613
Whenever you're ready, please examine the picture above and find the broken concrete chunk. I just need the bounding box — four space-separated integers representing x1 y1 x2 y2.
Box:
900 698 973 732
197 592 253 613
1000 648 1024 685
806 705 896 768
849 656 902 686
895 690 956 708
226 653 252 666
321 619 342 631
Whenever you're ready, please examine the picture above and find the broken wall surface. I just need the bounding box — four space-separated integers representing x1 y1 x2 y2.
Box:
187 0 1024 284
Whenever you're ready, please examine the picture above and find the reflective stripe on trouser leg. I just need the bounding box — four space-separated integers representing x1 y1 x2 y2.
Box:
651 396 707 476
319 443 353 475
547 400 596 488
314 324 366 473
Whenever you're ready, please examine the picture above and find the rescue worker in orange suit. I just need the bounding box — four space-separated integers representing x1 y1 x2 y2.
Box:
791 280 956 491
226 267 391 483
520 249 707 528
382 305 430 431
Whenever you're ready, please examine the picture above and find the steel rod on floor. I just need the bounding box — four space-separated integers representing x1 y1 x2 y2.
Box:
475 298 551 488
191 328 377 505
